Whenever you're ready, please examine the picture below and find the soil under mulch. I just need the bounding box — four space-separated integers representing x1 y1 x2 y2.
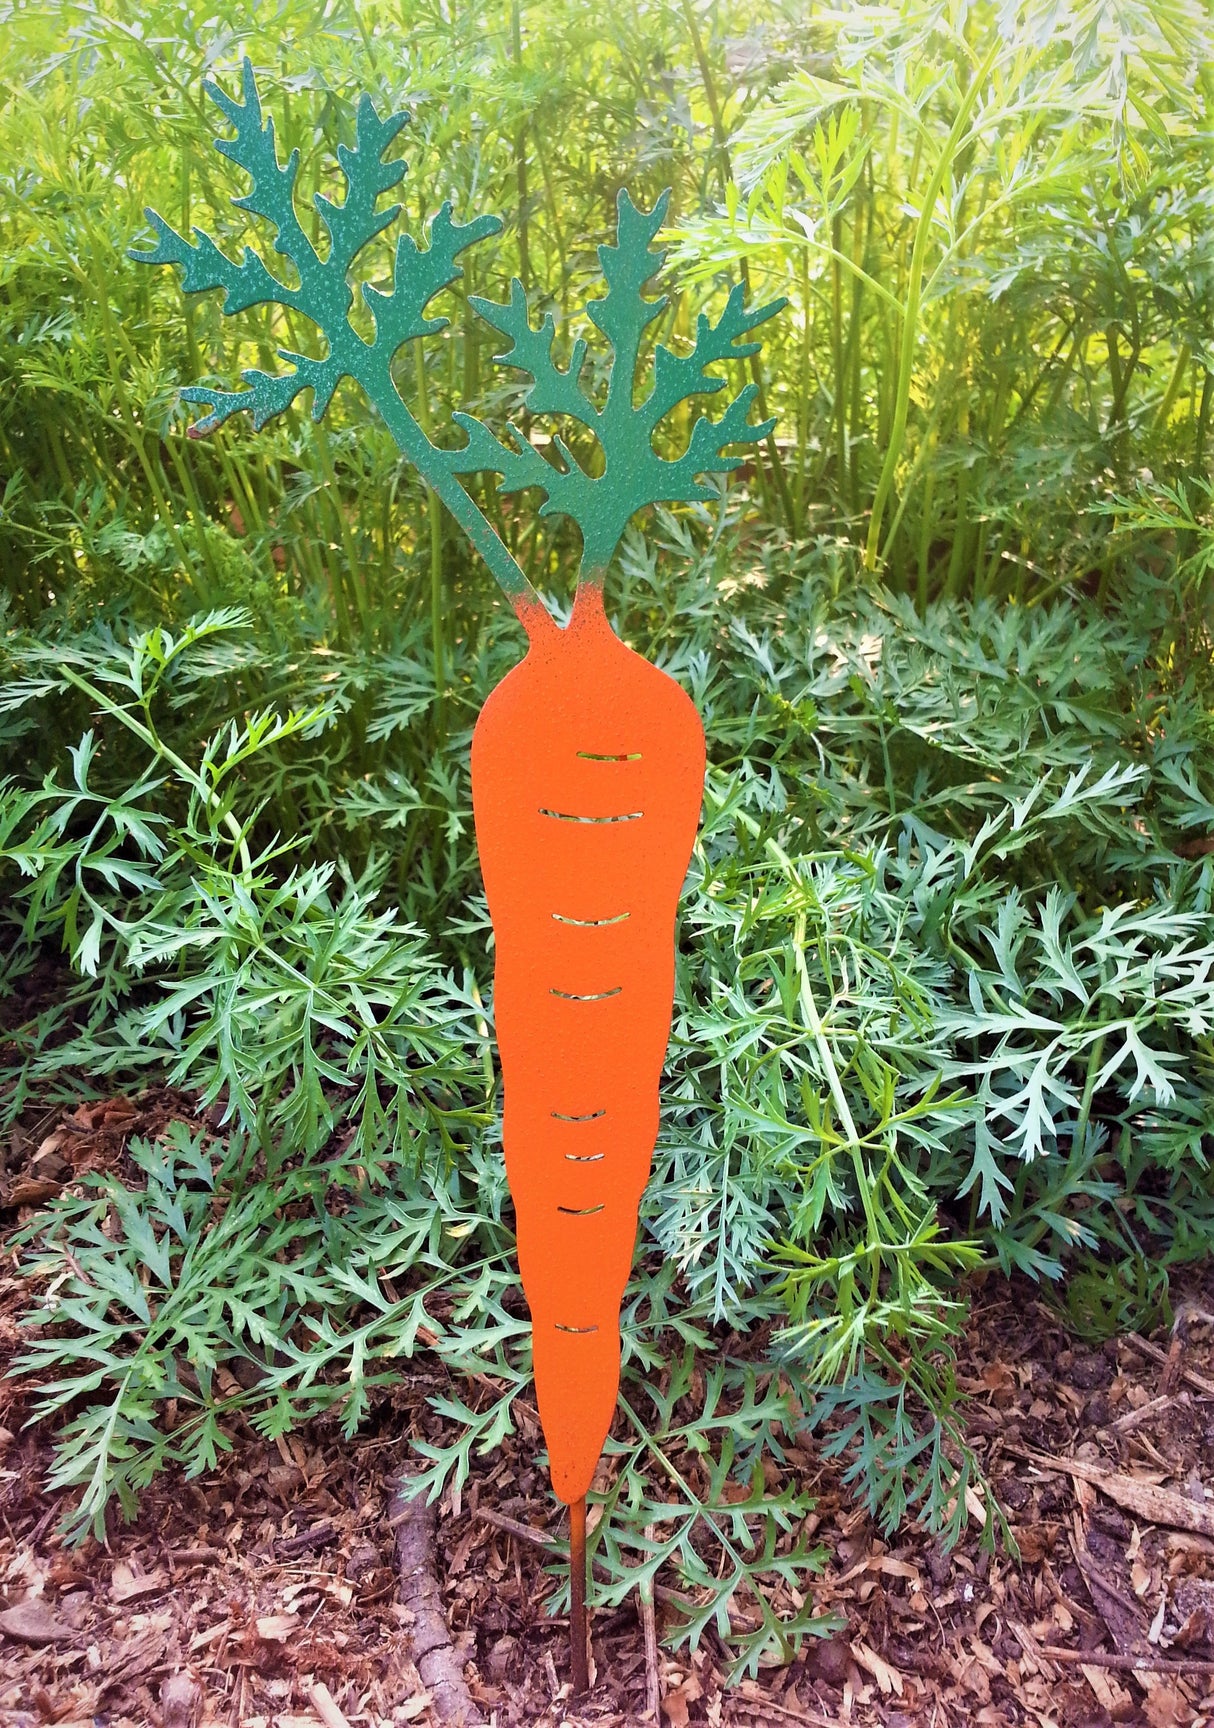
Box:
1 1090 1213 1727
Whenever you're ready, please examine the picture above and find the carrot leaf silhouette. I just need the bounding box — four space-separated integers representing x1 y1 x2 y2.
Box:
129 58 546 608
130 58 498 433
442 190 785 571
130 64 783 611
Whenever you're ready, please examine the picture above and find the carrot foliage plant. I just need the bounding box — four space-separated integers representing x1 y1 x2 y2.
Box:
7 31 1214 1682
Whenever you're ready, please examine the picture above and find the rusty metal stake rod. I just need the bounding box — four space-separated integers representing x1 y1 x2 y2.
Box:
570 1495 589 1696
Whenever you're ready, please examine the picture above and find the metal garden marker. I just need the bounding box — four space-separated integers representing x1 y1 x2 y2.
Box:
133 60 782 1696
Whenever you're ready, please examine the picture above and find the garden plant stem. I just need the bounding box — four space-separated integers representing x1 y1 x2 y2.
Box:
864 42 999 574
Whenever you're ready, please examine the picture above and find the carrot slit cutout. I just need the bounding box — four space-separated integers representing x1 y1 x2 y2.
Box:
133 63 783 1695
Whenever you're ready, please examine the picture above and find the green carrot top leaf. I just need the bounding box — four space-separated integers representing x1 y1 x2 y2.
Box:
129 60 782 618
442 190 786 572
129 57 501 435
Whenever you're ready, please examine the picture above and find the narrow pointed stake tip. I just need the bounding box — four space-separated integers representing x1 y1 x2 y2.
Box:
569 1495 589 1697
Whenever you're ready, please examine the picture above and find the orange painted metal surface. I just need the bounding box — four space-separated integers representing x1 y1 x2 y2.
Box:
472 582 705 1503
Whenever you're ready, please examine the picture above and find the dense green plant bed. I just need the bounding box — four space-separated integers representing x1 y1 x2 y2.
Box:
4 539 1213 1669
3 0 1214 1677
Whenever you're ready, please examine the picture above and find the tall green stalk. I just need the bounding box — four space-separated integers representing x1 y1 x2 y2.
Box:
414 341 447 733
863 43 998 574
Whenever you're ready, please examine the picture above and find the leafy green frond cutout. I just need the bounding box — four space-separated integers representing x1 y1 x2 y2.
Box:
442 189 786 570
128 64 780 614
129 58 500 436
363 203 502 353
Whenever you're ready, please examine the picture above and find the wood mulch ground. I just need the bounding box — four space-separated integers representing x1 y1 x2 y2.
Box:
0 1089 1212 1728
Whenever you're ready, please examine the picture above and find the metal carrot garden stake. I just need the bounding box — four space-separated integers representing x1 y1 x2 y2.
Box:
134 61 782 1693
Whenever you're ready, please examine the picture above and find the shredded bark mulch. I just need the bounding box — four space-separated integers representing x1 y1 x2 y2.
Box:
1 1092 1212 1727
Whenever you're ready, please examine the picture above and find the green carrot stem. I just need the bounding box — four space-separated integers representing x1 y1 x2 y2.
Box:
1151 342 1192 439
363 357 555 637
57 665 254 879
413 343 448 721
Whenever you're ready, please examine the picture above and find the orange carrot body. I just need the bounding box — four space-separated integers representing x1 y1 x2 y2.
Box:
472 583 705 1502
